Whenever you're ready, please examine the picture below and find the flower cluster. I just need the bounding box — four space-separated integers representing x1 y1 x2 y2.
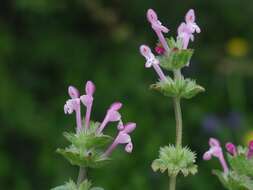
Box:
203 138 253 190
139 9 200 81
64 80 136 156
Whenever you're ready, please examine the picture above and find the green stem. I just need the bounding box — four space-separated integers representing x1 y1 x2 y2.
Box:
173 97 182 147
169 176 177 190
169 69 183 190
77 167 87 185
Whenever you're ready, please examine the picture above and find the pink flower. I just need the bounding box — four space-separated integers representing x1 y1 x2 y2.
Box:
64 86 82 133
177 9 200 49
185 9 201 34
105 122 136 156
139 45 167 81
247 140 253 159
96 102 123 134
225 142 237 156
80 81 95 129
203 138 229 173
146 9 170 51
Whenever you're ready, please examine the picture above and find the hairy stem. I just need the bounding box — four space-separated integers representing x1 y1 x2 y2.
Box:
77 167 87 185
169 69 183 190
174 97 182 147
169 176 177 190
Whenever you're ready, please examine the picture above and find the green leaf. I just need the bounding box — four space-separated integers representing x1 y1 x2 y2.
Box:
51 180 96 190
213 170 253 190
158 48 194 70
151 145 198 177
150 78 205 99
57 146 111 168
63 131 112 150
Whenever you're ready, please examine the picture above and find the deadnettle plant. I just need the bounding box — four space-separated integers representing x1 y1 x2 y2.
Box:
52 81 136 190
139 8 204 190
203 138 253 190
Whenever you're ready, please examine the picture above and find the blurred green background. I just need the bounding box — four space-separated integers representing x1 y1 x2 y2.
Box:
1 0 253 189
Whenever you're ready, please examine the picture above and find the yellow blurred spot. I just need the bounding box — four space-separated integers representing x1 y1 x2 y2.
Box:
244 131 253 145
226 38 249 57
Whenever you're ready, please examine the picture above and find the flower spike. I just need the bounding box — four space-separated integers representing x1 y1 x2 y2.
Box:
80 81 95 129
203 138 229 173
146 9 170 51
97 102 122 134
105 122 136 156
64 86 82 133
139 45 167 81
225 142 237 156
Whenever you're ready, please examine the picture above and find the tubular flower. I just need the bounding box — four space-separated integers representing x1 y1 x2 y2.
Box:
177 9 200 49
146 9 170 51
64 86 82 133
105 122 136 156
203 138 229 173
139 45 167 81
80 81 95 129
96 102 123 134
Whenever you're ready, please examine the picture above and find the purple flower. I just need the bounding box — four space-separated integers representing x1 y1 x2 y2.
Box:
105 122 136 156
247 140 253 159
64 86 82 133
203 138 229 173
139 45 167 81
177 9 200 49
146 9 170 51
225 142 237 156
96 102 123 134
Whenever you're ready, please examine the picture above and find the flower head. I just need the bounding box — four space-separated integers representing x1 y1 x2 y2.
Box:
203 138 229 173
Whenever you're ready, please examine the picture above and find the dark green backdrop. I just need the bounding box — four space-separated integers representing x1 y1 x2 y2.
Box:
1 0 253 189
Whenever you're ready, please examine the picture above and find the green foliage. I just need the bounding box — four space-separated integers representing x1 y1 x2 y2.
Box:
228 154 253 177
57 121 111 168
213 146 253 190
213 170 253 190
158 49 194 70
51 179 104 190
166 37 183 49
151 145 198 177
150 77 205 99
157 37 194 70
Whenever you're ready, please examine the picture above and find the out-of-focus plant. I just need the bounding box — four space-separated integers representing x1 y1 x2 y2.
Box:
139 8 203 190
203 138 253 190
52 81 136 190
